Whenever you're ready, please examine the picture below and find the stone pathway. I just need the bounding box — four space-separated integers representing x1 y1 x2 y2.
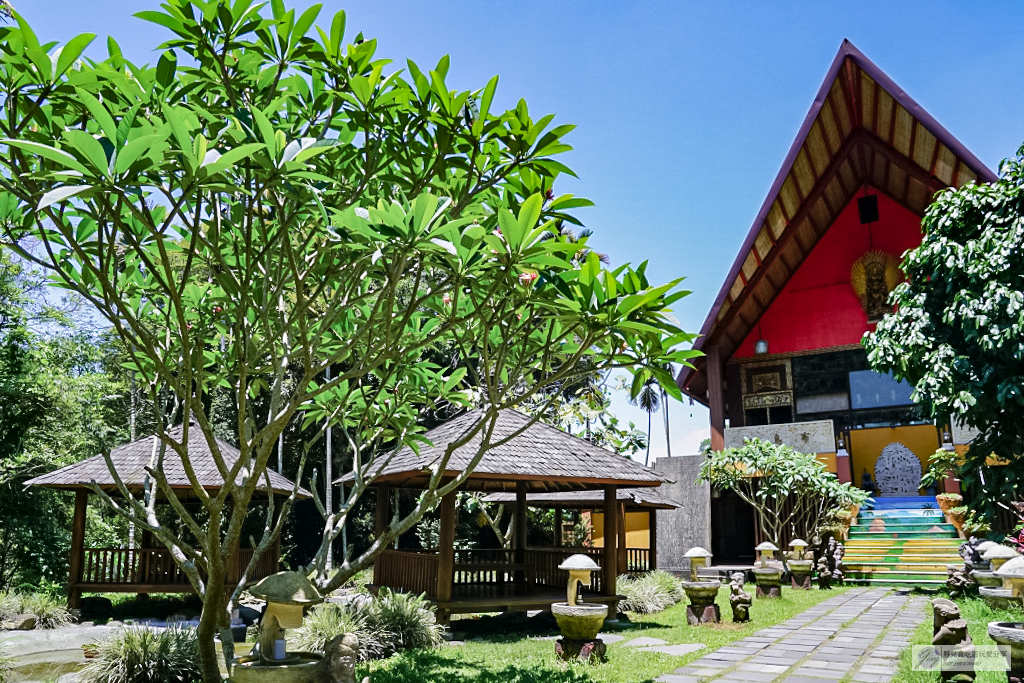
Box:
657 587 928 683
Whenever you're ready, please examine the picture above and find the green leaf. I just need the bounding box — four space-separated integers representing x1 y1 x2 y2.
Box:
53 33 95 81
115 134 165 175
74 89 118 144
2 139 90 176
251 107 278 160
472 75 498 136
516 194 543 248
38 184 92 210
62 130 109 176
201 143 266 175
156 50 178 88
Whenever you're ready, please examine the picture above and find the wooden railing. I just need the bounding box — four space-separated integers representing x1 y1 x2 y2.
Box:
81 546 279 588
374 550 439 600
526 547 604 594
627 548 651 573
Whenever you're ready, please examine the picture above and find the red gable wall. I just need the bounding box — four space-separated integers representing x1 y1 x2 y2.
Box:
732 189 923 359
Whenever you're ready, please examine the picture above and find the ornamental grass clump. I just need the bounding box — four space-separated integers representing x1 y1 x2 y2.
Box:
367 590 444 651
290 603 392 661
78 626 201 683
0 591 72 629
616 571 684 615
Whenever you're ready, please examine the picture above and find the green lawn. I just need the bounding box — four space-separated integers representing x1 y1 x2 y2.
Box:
895 596 1024 683
363 585 850 683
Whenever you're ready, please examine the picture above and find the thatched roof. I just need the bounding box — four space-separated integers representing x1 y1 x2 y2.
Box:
482 487 681 510
338 409 669 493
25 424 310 499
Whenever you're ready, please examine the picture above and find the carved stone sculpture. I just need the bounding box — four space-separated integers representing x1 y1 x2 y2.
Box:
874 442 923 495
314 634 371 683
931 598 975 682
946 565 975 598
816 555 832 590
729 572 752 623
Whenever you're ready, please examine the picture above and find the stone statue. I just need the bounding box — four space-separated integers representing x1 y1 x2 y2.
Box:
314 634 371 683
931 599 975 682
960 537 982 565
728 572 751 622
816 555 832 590
946 566 974 598
829 539 845 585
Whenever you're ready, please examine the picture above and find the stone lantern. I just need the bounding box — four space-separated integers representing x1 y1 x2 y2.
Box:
978 546 1020 610
753 542 782 598
788 539 813 589
684 547 712 582
551 554 608 662
985 545 1019 572
994 556 1024 600
681 547 720 625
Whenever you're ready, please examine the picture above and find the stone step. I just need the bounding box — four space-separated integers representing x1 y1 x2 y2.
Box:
848 530 959 539
844 576 947 585
843 561 956 571
858 511 945 521
846 540 962 547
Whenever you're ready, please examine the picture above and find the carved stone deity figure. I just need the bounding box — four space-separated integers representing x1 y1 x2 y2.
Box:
946 566 974 598
729 572 752 622
314 634 371 683
816 555 832 590
829 539 845 585
931 599 975 682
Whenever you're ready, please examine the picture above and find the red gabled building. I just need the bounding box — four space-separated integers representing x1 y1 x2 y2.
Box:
676 41 996 562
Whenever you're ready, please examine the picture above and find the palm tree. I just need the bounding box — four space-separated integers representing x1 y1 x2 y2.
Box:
630 378 661 466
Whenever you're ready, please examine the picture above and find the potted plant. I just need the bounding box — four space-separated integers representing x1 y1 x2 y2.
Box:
937 493 964 519
962 510 992 538
919 448 961 495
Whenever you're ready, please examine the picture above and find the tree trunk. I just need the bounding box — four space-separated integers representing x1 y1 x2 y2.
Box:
644 410 652 466
197 565 227 683
662 388 671 458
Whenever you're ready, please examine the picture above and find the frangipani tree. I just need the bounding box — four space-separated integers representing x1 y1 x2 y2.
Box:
0 1 695 679
699 439 868 558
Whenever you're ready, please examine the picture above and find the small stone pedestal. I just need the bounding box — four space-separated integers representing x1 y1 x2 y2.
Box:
555 638 607 662
988 622 1024 682
754 567 783 598
682 581 721 625
789 560 813 589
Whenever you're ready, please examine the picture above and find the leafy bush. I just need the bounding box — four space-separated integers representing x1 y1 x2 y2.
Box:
341 568 374 595
368 589 444 651
290 602 393 661
616 571 684 615
78 626 201 683
0 591 72 629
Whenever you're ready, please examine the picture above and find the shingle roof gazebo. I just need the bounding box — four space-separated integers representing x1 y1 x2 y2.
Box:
339 409 670 622
27 425 309 608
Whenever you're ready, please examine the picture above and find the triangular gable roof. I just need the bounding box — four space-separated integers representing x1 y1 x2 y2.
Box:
26 424 310 499
338 409 668 492
678 40 997 404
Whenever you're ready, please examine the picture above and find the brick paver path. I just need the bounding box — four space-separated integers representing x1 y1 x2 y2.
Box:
657 587 928 683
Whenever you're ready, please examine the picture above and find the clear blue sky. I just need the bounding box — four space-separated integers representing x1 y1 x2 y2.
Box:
19 0 1024 458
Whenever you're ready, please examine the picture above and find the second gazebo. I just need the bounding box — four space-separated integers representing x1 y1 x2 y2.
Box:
339 409 670 623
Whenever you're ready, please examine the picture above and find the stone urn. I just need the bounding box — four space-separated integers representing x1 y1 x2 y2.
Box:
988 622 1024 681
551 554 608 662
754 542 783 598
231 571 328 683
788 539 812 589
681 547 720 624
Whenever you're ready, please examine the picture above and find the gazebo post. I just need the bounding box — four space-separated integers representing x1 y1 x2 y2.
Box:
602 485 618 596
68 489 87 610
514 481 527 563
435 491 456 611
649 509 658 571
374 486 390 538
553 506 562 547
617 501 628 574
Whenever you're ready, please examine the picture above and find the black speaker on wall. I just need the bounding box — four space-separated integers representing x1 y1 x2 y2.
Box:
858 195 879 224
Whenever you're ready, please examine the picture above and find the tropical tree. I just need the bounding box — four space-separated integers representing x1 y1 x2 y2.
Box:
865 145 1024 519
0 2 696 679
699 438 868 555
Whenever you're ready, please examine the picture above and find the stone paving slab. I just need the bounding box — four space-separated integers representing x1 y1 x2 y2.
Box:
656 587 928 683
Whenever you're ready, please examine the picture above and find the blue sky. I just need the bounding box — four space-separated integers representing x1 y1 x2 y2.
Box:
19 0 1024 459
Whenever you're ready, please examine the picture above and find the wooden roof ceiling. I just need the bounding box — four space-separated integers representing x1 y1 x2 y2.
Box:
678 40 997 405
481 487 682 510
338 409 669 493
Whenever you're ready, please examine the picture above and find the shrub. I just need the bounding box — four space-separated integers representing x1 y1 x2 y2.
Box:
78 626 201 683
341 568 374 595
290 602 393 661
0 591 72 629
367 589 444 651
616 571 683 615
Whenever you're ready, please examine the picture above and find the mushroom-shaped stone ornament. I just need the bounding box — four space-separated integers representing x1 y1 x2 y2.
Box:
994 556 1024 597
684 547 713 582
983 545 1019 572
755 542 779 569
789 539 810 560
558 554 601 607
249 571 324 663
977 540 999 556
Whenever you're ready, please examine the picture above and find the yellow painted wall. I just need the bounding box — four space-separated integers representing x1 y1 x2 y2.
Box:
849 424 939 484
816 452 837 473
590 511 650 549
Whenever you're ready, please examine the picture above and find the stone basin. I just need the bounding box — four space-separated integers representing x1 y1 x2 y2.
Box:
980 587 1018 611
973 570 1002 588
988 622 1024 675
230 654 321 683
681 581 721 600
551 603 608 641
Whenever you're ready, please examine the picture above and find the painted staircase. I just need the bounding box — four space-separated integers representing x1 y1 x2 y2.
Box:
843 496 961 587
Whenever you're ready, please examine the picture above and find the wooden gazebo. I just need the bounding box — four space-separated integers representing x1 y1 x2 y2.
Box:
340 409 670 622
482 487 681 574
26 425 309 608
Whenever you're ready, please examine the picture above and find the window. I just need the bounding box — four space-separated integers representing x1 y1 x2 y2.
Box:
848 369 914 410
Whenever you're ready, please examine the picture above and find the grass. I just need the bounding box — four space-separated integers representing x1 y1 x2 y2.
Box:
894 596 1024 683
364 584 850 683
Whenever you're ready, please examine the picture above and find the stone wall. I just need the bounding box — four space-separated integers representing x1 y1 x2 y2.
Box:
654 454 711 575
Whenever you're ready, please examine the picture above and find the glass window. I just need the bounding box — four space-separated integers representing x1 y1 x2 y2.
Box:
848 369 914 410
